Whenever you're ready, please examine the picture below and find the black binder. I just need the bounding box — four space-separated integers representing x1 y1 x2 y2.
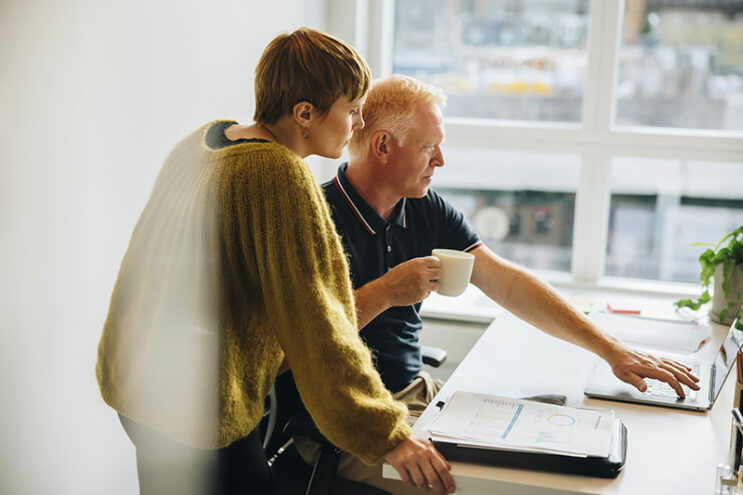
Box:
432 419 627 479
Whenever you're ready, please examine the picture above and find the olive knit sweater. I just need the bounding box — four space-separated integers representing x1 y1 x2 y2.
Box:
96 121 410 464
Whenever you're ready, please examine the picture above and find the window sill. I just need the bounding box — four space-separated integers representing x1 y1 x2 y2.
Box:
537 269 701 299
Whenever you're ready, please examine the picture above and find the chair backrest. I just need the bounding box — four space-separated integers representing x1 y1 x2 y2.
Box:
262 385 278 450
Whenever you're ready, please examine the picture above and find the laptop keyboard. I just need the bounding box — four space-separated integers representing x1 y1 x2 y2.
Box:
643 364 701 400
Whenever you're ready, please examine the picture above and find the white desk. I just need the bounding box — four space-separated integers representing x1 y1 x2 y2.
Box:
384 310 733 495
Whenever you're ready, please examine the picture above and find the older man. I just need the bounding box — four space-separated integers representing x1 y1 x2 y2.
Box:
296 75 699 493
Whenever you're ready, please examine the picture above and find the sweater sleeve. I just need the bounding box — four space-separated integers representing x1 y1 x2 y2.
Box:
226 147 410 464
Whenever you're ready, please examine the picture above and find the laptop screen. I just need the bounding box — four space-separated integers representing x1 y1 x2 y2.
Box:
711 317 743 402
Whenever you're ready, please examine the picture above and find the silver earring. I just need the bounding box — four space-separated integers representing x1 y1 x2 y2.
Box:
303 128 309 140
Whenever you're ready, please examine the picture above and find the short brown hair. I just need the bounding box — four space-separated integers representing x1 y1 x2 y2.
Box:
253 27 371 124
348 75 446 159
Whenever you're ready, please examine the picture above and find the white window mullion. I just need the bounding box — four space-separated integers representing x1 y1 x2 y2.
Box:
326 0 368 58
443 122 743 162
572 152 611 283
582 0 624 132
364 0 394 78
573 0 623 282
581 0 607 130
328 0 394 79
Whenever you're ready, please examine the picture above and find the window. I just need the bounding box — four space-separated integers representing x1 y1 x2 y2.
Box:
332 0 743 288
393 0 590 122
607 159 743 282
438 148 579 272
616 1 743 130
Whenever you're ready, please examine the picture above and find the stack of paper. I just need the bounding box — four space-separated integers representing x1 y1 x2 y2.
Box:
426 391 615 458
587 312 711 354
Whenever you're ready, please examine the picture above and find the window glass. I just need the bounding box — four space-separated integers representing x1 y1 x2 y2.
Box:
435 147 579 272
616 1 743 130
393 0 590 122
606 159 743 282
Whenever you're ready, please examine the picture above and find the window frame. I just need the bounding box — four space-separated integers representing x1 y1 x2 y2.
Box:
328 0 743 294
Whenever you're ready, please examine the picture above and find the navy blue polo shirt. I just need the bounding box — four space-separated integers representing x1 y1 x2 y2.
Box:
322 163 482 393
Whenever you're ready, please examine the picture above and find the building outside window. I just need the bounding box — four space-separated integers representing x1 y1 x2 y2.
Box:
433 148 579 273
393 0 590 123
616 0 743 131
607 159 743 282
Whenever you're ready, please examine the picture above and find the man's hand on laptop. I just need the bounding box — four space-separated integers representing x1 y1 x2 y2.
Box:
608 346 700 398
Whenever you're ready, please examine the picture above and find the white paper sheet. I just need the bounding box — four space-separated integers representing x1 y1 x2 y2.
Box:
588 312 711 354
426 391 615 458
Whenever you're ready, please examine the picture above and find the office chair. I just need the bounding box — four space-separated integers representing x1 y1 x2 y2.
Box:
263 346 447 495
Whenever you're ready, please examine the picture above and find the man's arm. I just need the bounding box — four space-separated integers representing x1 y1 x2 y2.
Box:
354 256 442 329
469 245 700 397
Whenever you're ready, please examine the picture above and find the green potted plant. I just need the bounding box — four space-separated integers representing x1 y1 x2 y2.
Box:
675 225 743 326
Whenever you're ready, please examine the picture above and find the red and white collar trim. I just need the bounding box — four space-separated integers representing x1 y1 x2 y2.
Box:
333 177 376 235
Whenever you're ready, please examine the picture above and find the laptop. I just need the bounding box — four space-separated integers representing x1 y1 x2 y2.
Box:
584 316 743 411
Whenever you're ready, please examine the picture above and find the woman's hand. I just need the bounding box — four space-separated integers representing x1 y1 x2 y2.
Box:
384 436 456 494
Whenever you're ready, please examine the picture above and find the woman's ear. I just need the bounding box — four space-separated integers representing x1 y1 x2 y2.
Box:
292 101 314 128
371 131 391 164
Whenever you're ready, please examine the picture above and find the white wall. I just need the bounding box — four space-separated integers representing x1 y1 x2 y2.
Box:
0 1 327 493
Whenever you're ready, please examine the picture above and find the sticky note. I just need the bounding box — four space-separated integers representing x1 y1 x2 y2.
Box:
606 302 642 315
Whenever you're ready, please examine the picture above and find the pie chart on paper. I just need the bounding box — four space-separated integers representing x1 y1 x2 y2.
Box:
546 413 576 426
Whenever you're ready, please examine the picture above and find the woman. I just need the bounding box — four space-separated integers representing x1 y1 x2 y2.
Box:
96 28 455 495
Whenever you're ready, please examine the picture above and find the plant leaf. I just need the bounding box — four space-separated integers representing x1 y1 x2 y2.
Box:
713 247 730 264
723 259 735 299
699 249 716 287
716 226 743 251
732 241 743 265
674 290 711 311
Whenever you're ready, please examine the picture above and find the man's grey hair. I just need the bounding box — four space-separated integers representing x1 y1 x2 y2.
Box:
348 75 446 159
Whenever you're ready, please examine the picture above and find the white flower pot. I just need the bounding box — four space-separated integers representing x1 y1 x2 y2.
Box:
709 264 743 325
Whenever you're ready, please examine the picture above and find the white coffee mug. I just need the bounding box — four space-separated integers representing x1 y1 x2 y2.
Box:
432 248 475 297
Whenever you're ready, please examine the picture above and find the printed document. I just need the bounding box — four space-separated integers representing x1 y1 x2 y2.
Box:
588 312 710 354
426 392 615 457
